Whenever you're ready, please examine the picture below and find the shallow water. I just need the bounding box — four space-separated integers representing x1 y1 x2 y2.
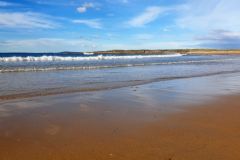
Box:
0 54 240 99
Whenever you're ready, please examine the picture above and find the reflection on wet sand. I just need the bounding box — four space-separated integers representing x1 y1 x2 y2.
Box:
0 73 240 160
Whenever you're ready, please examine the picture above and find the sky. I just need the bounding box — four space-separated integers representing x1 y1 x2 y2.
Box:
0 0 240 52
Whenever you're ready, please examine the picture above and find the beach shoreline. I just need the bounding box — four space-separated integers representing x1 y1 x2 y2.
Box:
1 0 240 159
0 73 240 159
1 70 240 101
1 55 240 160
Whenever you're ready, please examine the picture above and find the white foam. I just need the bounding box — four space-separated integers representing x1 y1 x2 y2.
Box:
83 52 95 55
1 57 239 73
0 53 183 62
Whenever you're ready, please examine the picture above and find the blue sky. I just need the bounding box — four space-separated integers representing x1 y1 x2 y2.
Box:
0 0 240 52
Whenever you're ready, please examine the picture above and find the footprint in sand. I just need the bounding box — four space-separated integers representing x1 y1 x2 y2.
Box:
45 125 60 136
79 104 90 112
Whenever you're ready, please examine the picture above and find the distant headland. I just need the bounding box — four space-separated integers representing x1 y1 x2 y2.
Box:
63 49 240 55
1 49 240 55
92 49 240 55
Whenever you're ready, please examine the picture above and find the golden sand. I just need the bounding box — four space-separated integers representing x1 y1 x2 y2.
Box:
0 95 240 160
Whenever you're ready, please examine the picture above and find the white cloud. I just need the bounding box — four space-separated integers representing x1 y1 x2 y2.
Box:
101 41 195 50
0 38 98 52
0 37 197 52
195 30 240 41
176 0 240 31
73 19 102 29
105 0 129 4
0 12 58 29
121 0 129 3
163 27 170 32
0 1 15 7
127 6 167 27
77 2 94 13
133 34 154 41
194 30 240 49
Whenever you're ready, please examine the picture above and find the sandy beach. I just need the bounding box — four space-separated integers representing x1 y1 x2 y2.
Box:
0 72 240 160
1 0 240 159
1 53 240 160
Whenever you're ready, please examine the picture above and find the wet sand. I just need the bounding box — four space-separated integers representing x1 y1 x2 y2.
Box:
0 90 240 160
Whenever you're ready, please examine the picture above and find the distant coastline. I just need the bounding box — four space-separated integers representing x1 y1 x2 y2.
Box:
93 49 240 55
1 49 240 55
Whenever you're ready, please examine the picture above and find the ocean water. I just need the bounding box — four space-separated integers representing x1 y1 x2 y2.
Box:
0 53 183 72
0 53 240 100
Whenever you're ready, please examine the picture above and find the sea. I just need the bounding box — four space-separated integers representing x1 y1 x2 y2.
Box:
1 52 240 100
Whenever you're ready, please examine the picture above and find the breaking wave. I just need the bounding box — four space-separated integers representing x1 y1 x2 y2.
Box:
0 58 239 73
0 53 183 62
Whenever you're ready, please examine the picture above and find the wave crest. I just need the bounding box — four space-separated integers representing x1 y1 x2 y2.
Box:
0 54 183 62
